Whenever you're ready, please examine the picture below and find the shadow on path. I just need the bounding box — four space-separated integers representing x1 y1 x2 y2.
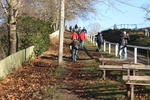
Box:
83 47 100 63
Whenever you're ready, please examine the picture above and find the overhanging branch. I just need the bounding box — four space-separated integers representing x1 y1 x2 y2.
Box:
0 1 8 14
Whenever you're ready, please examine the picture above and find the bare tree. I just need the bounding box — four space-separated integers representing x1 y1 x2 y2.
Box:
88 22 101 34
32 0 99 31
0 0 22 54
141 4 150 20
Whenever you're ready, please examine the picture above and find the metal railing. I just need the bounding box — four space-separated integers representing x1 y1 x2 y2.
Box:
87 35 150 64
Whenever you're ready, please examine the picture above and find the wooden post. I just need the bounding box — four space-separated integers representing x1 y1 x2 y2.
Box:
104 41 106 52
134 48 137 64
126 84 131 97
133 70 136 76
115 43 118 57
109 43 111 54
131 84 134 100
92 36 95 44
127 69 130 82
124 47 127 59
58 0 65 65
103 69 106 80
90 36 92 42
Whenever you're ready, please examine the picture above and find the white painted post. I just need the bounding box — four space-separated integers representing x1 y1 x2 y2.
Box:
92 36 95 44
95 41 97 46
90 36 92 42
88 35 90 41
124 47 127 59
109 43 111 54
115 43 118 57
87 35 89 40
134 48 137 64
104 41 106 52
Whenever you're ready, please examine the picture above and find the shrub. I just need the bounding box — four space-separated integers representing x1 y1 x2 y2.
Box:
32 33 50 56
17 15 54 56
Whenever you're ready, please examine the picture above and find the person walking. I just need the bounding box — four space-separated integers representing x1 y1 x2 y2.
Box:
74 24 78 32
82 27 87 34
70 30 79 61
118 31 130 59
95 32 104 52
69 26 72 32
70 39 79 61
79 30 86 48
77 27 81 35
70 30 79 40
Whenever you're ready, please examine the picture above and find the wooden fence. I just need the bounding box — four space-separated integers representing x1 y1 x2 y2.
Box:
87 35 150 64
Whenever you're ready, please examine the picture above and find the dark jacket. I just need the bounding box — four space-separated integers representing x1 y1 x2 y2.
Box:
95 33 104 43
119 33 130 46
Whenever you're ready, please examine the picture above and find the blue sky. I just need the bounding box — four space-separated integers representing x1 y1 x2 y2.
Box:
66 0 150 32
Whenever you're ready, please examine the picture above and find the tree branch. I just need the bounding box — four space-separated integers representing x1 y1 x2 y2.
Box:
0 0 8 14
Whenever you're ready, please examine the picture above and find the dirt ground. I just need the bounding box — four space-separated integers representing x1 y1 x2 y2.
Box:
0 32 148 100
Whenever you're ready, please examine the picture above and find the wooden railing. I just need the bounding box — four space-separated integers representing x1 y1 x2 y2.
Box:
87 35 150 64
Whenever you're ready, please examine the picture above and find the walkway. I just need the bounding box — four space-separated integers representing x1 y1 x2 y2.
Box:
0 32 148 100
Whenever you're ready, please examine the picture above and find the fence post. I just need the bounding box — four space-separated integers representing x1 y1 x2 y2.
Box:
92 36 94 44
109 43 111 54
115 43 118 57
104 41 106 52
125 47 128 59
87 35 89 40
90 36 92 42
95 41 97 46
131 84 134 100
134 47 137 64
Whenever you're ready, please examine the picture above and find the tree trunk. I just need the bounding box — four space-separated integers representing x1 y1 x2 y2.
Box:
8 9 17 54
58 0 65 64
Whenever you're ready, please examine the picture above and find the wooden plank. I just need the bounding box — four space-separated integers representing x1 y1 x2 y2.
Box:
123 76 150 81
103 70 106 80
131 84 134 100
99 58 127 62
126 82 150 86
127 45 150 50
123 64 150 70
99 65 123 70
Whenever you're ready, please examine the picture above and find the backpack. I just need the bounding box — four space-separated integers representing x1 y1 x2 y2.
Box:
70 40 78 50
